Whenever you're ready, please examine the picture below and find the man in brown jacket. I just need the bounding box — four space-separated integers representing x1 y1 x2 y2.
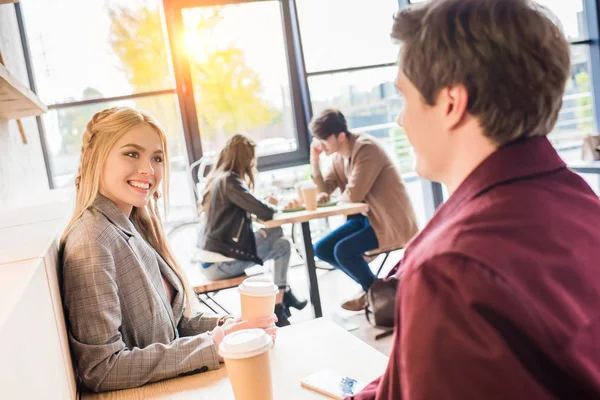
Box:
309 109 418 310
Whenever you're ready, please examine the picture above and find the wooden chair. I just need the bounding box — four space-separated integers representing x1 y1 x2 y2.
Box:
188 262 270 314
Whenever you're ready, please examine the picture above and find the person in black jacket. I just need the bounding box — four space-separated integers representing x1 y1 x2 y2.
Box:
197 134 306 326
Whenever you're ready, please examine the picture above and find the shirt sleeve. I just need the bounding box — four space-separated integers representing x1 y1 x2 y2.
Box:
177 311 222 337
225 176 276 221
312 162 341 195
63 241 221 393
340 145 384 203
397 254 551 400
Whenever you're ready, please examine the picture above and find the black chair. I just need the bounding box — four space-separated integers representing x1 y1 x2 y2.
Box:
365 248 403 340
365 247 403 277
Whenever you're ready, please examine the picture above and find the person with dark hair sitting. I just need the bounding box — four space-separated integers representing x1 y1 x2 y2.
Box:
309 108 418 311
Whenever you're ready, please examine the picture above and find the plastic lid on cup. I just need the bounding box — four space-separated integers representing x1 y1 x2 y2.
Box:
238 277 279 297
218 329 273 360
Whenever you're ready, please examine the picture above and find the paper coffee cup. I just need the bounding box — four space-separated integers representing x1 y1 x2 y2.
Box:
302 183 318 211
219 329 274 400
238 277 279 321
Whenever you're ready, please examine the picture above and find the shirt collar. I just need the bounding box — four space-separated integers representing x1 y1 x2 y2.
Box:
347 132 358 157
91 194 136 237
437 136 566 220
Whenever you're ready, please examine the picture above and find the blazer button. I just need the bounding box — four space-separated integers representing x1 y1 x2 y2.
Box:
200 366 208 373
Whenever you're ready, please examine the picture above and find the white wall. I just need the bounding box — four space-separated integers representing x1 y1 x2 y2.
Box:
0 5 49 207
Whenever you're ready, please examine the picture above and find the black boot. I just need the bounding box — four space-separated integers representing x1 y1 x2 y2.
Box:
275 304 291 327
283 286 308 311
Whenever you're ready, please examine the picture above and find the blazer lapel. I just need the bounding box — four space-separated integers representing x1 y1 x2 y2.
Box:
156 253 184 320
92 195 178 333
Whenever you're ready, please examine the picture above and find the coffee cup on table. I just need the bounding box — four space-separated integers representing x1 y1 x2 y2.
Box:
301 183 318 211
219 329 274 400
238 277 279 321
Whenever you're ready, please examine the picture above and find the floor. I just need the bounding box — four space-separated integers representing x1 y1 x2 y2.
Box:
191 243 403 357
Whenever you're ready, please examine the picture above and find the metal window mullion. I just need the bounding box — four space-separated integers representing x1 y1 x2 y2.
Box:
583 0 600 133
422 179 444 219
280 0 312 154
15 2 55 189
306 62 398 78
163 2 204 170
47 88 177 110
570 39 594 45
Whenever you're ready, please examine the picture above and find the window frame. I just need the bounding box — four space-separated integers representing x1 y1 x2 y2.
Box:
163 0 312 172
18 0 185 189
21 0 600 217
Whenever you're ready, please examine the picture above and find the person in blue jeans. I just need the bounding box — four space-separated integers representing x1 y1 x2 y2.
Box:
309 109 419 311
314 214 379 290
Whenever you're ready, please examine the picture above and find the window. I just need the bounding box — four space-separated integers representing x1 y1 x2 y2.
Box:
296 0 400 73
539 0 597 164
22 0 196 225
296 0 425 221
24 0 175 105
181 2 298 158
297 0 414 173
536 0 586 41
308 67 414 174
551 46 595 163
23 0 600 222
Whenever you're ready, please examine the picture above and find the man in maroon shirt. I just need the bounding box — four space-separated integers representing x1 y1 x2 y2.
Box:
352 0 600 399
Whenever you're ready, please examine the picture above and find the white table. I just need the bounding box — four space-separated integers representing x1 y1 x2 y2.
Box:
258 203 369 318
82 318 388 399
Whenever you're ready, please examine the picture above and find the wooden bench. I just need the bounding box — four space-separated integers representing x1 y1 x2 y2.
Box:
0 198 78 399
188 270 248 314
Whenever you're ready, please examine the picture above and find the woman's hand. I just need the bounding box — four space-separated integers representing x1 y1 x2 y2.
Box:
211 314 279 362
264 194 279 206
224 315 278 336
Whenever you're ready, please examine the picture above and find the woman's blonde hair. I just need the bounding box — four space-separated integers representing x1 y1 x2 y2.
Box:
201 134 257 212
60 107 200 317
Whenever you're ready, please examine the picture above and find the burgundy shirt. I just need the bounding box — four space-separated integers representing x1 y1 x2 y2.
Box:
352 137 600 400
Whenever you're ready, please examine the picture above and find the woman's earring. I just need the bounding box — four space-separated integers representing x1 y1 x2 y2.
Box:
154 191 162 200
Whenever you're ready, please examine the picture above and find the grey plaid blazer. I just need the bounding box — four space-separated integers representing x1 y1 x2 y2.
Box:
61 195 221 392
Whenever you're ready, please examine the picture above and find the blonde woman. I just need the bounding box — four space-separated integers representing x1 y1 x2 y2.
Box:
60 107 276 393
197 134 307 327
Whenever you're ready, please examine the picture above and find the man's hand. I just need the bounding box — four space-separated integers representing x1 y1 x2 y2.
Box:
310 138 324 163
317 192 330 205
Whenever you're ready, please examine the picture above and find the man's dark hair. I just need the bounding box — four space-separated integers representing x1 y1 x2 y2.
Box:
309 108 349 140
392 0 571 145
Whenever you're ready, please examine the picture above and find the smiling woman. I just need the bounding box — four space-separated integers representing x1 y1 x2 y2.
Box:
57 107 278 392
100 126 166 217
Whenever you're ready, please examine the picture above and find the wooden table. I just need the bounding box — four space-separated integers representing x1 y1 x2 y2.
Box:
82 318 388 399
259 203 369 318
